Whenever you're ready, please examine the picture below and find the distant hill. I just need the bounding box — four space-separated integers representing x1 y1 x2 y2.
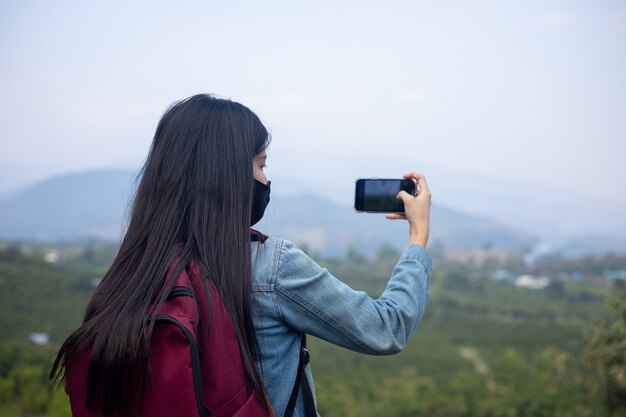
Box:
0 170 137 241
0 169 539 255
265 150 626 242
257 194 537 256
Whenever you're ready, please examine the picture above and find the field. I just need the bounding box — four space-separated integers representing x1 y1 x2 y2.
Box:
0 242 623 417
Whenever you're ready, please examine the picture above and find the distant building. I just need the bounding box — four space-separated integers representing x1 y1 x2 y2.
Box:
570 271 583 282
44 250 60 263
444 248 513 264
494 269 516 283
604 270 626 280
28 332 50 347
515 275 550 289
603 270 626 286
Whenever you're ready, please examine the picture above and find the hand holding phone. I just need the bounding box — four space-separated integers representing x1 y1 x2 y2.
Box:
354 179 416 213
354 173 431 247
385 172 431 247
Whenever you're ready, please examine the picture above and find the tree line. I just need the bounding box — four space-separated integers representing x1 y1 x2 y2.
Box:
0 243 625 416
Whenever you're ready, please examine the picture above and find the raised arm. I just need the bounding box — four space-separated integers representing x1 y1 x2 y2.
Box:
274 239 432 355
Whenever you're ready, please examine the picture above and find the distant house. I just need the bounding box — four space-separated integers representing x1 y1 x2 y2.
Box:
603 270 626 286
44 250 60 263
28 332 50 347
443 248 513 264
604 270 626 280
515 275 550 289
570 271 583 282
494 269 516 283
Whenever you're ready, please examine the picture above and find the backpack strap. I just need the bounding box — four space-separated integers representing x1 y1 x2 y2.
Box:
283 335 316 417
153 313 209 417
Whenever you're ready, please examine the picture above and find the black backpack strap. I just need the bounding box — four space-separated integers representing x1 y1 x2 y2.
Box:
284 335 316 417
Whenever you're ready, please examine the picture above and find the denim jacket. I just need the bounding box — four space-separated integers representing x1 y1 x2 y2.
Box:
250 236 432 417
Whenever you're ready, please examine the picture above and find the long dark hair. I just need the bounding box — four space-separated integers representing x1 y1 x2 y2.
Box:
50 94 271 413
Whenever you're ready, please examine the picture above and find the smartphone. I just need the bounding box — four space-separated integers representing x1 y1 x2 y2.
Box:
354 178 416 213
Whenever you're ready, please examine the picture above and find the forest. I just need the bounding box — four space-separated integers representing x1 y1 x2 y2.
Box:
0 241 625 417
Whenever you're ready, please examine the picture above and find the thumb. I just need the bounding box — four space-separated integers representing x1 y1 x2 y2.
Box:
396 190 414 203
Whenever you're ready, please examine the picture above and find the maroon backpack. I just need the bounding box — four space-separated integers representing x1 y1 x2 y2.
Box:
65 258 273 417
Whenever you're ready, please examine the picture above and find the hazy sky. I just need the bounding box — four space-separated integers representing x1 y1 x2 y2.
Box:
1 1 625 205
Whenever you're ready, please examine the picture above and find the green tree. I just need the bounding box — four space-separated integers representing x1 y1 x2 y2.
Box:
376 368 441 417
586 289 626 417
0 376 13 405
447 370 490 417
47 385 71 417
10 365 49 415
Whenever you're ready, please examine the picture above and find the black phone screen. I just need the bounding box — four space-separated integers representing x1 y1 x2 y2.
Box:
354 179 415 212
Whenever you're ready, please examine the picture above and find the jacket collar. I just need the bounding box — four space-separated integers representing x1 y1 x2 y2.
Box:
250 229 268 243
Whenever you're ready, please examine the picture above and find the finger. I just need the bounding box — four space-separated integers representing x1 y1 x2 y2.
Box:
403 172 430 195
416 176 430 195
396 190 415 203
402 171 424 180
386 213 407 220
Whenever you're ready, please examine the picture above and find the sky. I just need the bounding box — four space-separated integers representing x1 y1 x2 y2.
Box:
1 1 625 209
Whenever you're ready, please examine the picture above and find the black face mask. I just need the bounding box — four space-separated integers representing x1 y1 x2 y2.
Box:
251 179 271 226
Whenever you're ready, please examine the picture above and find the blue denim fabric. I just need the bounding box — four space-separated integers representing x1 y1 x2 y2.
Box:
251 236 432 417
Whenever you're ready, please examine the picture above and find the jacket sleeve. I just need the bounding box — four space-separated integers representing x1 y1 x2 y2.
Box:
273 239 432 355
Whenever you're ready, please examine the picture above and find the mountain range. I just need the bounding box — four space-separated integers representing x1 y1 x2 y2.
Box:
0 169 624 257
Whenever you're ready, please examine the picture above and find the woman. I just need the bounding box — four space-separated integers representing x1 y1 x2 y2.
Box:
51 94 432 417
